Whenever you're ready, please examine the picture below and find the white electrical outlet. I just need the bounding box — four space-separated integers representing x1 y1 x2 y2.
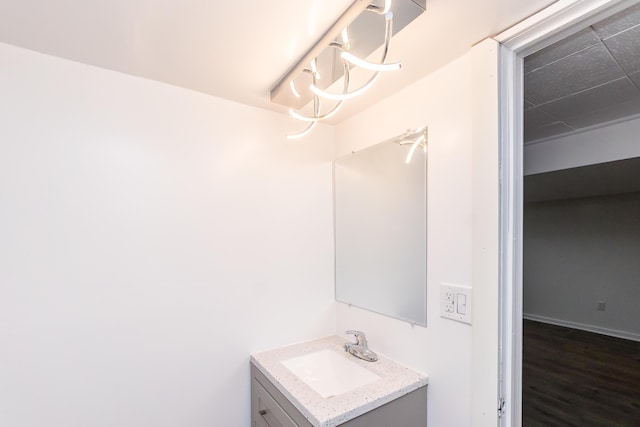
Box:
440 283 472 324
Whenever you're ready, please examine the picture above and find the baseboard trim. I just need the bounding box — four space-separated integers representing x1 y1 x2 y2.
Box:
523 313 640 342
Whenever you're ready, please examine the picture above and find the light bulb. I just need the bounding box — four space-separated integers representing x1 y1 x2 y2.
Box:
289 80 301 98
341 28 349 45
287 122 317 140
341 51 401 72
382 0 393 14
288 101 343 122
310 73 380 101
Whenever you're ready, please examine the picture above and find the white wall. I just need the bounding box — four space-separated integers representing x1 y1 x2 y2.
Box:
524 192 640 340
335 42 499 427
0 43 336 427
524 116 640 175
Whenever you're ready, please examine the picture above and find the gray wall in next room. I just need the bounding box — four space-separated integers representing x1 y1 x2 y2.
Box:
524 191 640 339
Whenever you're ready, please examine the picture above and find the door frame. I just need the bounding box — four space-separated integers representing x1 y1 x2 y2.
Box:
495 0 640 425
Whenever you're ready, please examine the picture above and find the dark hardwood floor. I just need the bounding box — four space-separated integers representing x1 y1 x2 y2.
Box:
523 319 640 427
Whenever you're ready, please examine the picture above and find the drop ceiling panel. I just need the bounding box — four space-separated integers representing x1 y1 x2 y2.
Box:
524 107 571 147
524 106 556 130
525 44 624 105
566 98 640 128
603 25 640 74
525 99 536 110
524 27 600 74
539 77 640 123
524 3 640 143
592 3 640 39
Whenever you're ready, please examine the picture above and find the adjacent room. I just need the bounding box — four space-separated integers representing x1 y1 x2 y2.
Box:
522 4 640 424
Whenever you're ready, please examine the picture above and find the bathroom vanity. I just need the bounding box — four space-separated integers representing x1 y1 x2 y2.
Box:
250 336 428 427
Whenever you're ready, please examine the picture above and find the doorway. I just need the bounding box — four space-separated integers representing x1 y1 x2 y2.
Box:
522 162 640 425
497 0 640 425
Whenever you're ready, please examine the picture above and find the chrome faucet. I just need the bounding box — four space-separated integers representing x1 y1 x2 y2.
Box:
344 330 378 362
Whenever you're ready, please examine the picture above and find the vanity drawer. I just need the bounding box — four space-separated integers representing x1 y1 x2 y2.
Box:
254 380 298 427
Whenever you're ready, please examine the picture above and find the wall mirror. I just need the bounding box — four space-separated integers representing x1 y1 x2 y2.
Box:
334 127 427 326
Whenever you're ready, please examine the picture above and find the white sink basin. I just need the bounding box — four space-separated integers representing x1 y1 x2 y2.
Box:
280 349 380 399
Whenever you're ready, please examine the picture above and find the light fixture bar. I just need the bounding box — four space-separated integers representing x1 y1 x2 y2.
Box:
289 48 351 122
277 0 426 139
271 0 370 109
270 0 426 110
310 10 394 102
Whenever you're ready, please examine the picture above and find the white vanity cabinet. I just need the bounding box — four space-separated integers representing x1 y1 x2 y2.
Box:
250 336 429 427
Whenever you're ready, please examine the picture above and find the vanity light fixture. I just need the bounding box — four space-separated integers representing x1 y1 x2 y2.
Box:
309 10 397 103
270 0 427 139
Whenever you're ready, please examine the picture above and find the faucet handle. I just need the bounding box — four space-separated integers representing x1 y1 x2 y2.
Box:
345 330 368 346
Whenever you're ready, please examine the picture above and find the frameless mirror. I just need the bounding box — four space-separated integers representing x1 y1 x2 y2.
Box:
334 131 427 325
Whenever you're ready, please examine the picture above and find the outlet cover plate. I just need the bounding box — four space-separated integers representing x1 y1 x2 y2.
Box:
440 283 472 324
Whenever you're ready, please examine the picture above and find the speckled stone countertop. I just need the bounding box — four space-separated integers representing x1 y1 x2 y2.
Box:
250 335 428 427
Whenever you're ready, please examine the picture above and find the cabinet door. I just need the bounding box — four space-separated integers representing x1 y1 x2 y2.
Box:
254 380 298 427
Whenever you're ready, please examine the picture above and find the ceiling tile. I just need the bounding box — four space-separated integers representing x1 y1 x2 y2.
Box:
592 3 640 39
524 107 566 142
524 121 573 142
524 98 537 111
603 25 640 75
564 97 640 128
630 70 640 88
524 27 600 74
524 43 624 105
523 3 640 141
538 77 640 123
525 107 555 130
